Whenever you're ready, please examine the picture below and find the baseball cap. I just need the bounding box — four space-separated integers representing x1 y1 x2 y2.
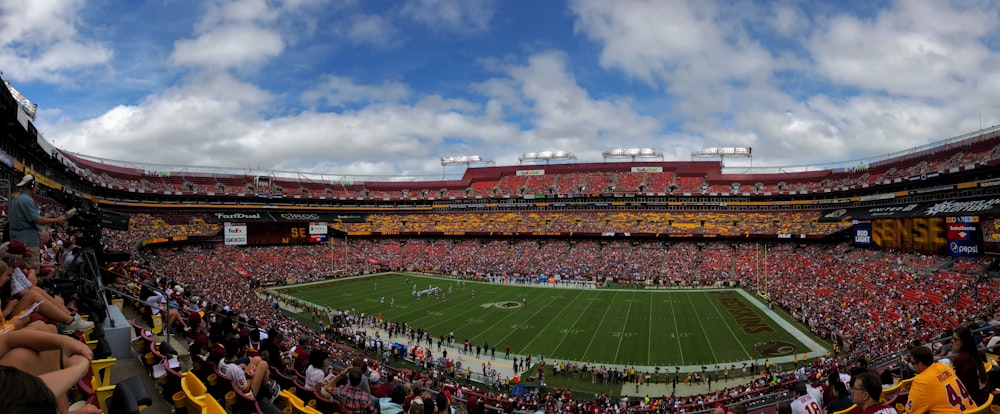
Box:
791 381 807 395
4 241 31 258
16 175 35 187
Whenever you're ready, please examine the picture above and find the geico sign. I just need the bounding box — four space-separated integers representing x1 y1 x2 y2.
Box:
225 237 247 244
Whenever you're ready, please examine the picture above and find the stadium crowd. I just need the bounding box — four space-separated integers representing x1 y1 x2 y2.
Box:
3 206 999 413
60 137 1000 201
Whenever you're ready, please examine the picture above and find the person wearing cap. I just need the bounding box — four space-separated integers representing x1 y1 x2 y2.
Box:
789 381 822 414
905 345 976 414
8 174 69 275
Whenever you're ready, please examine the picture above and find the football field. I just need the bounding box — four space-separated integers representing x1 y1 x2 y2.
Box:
275 273 826 368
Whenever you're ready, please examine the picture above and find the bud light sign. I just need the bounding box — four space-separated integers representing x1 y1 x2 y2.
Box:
946 220 981 257
853 224 872 247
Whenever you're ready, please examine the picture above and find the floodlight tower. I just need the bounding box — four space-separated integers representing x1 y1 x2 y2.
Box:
440 155 494 179
602 147 664 162
691 146 752 167
518 150 577 165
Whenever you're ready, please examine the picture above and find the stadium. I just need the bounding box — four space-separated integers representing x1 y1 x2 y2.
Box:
3 70 1000 414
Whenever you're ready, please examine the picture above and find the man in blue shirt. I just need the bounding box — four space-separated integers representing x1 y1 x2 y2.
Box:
8 175 68 274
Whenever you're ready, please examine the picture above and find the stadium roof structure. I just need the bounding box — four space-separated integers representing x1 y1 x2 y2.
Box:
602 147 663 161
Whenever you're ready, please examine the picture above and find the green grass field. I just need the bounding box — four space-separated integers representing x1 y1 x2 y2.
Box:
275 273 822 368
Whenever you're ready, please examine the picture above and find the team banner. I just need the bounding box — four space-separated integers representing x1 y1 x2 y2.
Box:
852 224 873 247
945 217 983 257
819 196 1000 222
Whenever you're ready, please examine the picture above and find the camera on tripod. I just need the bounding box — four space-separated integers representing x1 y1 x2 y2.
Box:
55 192 131 264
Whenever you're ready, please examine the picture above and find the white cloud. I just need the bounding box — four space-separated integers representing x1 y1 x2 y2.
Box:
0 0 112 83
400 0 495 34
301 75 411 108
504 51 665 154
569 0 778 87
48 71 525 174
809 0 999 100
340 13 399 47
169 24 284 69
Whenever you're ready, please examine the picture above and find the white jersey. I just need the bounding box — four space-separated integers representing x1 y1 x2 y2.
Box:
790 394 822 414
806 384 824 408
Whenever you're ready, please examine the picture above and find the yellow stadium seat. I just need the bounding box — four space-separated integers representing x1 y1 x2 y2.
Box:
182 372 208 414
963 393 992 414
205 394 227 414
832 404 857 414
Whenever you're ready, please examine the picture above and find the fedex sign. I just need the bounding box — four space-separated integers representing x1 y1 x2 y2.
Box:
224 223 247 246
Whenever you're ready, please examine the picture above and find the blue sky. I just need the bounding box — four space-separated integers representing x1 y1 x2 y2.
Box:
2 0 999 179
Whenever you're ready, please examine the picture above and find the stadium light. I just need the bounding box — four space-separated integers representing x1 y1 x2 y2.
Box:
602 147 663 162
440 154 494 178
691 146 752 167
518 150 577 165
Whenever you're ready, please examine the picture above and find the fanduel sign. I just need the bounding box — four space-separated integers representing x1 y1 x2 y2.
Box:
215 212 263 220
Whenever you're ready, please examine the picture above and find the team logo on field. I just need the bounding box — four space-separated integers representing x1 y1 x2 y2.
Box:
480 301 523 309
754 340 797 357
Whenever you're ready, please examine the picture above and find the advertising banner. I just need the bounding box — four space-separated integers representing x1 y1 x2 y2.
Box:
224 223 248 246
853 224 873 247
946 217 982 257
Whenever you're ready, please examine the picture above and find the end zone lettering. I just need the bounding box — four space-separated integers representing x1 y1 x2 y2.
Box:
719 297 774 334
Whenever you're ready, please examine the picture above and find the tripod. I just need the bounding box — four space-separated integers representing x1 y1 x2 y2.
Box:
75 247 114 327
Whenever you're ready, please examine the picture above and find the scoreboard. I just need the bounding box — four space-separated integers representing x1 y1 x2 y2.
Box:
224 222 328 246
855 216 983 257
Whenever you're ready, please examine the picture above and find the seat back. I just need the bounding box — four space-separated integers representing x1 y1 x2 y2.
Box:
831 404 857 414
228 379 265 414
963 393 993 414
163 360 186 404
205 394 228 414
182 372 208 398
105 381 141 414
312 388 339 414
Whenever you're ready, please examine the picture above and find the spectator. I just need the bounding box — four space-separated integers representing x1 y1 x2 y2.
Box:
951 326 990 405
825 381 854 414
789 382 822 414
906 345 975 414
0 256 93 335
7 175 69 275
303 349 329 392
325 367 379 414
852 371 894 414
0 327 98 414
380 384 406 414
292 336 310 373
218 337 276 402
